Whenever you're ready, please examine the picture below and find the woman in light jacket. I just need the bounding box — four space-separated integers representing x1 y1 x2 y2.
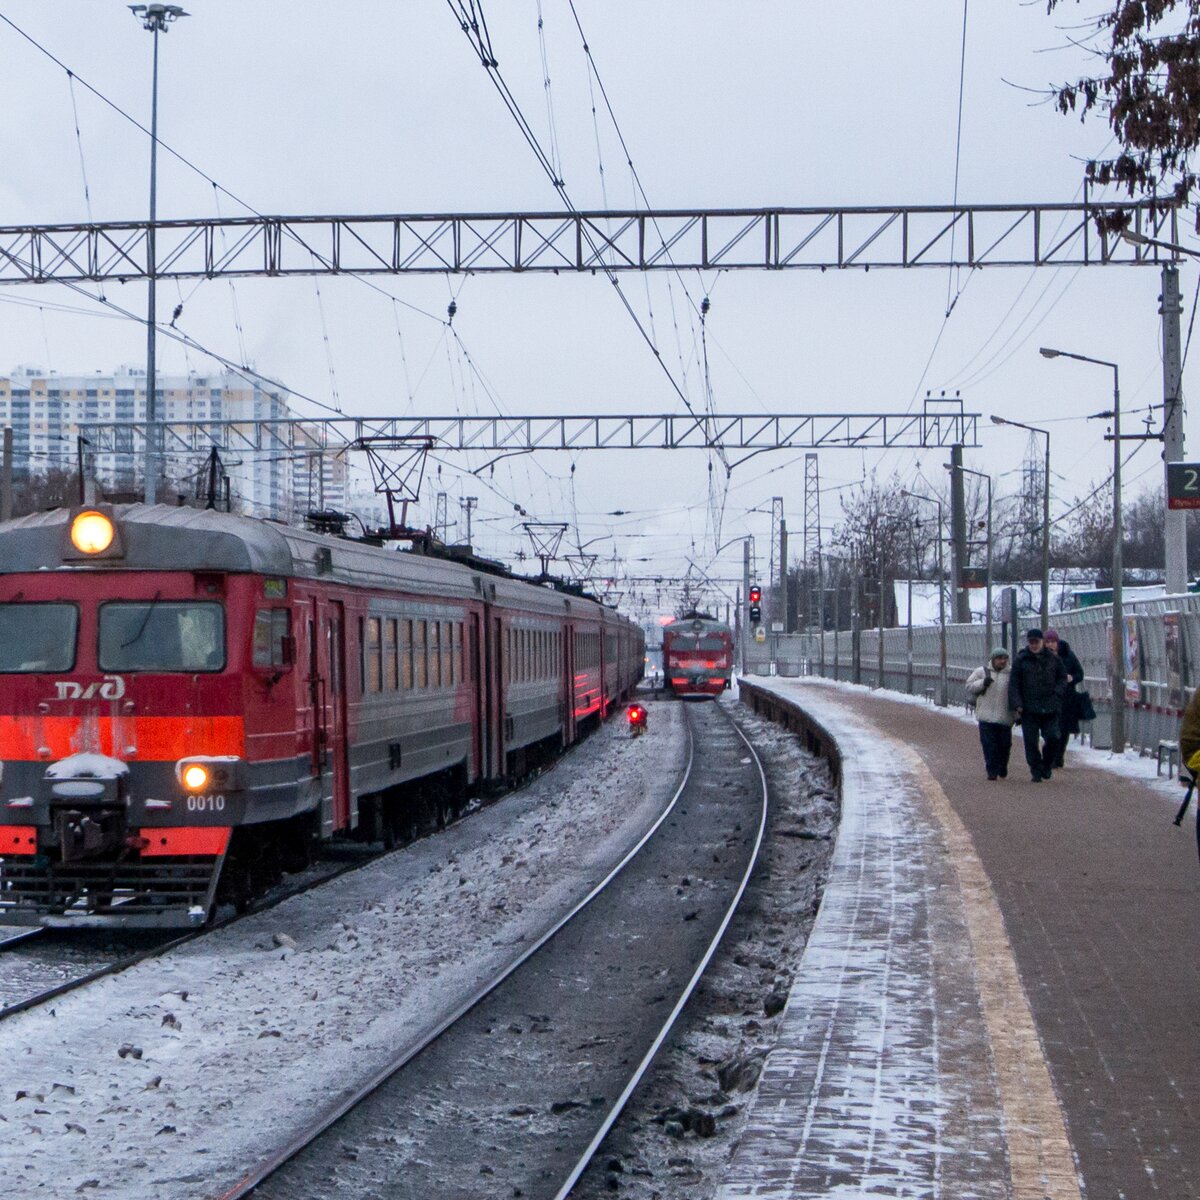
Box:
965 647 1017 781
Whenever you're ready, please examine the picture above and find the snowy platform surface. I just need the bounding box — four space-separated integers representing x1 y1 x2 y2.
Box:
718 679 1082 1200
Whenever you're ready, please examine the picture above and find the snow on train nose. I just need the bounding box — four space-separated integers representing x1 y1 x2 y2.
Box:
43 752 130 862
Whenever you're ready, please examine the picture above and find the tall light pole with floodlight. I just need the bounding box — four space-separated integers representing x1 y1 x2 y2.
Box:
129 4 188 505
1039 347 1125 754
990 413 1050 628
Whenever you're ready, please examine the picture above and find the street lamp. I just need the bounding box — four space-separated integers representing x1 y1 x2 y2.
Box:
947 463 993 652
1039 346 1125 754
900 488 948 706
130 4 188 505
990 413 1050 628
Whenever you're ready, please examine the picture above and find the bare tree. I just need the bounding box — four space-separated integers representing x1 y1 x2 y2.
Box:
1049 0 1200 220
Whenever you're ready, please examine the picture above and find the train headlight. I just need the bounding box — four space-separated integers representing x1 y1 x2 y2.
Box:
181 764 210 792
70 510 115 555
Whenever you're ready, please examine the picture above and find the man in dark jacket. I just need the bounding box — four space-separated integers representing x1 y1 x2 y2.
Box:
1007 627 1068 782
1044 627 1084 768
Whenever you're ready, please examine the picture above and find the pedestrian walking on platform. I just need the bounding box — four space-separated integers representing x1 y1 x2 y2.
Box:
966 647 1016 780
1007 627 1068 782
1044 627 1084 769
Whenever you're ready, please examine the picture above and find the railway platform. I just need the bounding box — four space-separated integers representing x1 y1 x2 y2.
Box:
720 676 1200 1200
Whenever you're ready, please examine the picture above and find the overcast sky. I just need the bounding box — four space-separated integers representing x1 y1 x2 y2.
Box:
0 2 1189 618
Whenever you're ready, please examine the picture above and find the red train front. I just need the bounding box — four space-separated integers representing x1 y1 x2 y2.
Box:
662 613 734 699
0 504 644 927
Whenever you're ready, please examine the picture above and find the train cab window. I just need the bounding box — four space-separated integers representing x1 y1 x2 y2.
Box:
367 618 383 693
0 602 77 672
252 608 292 668
415 620 428 689
99 601 225 672
402 619 414 690
385 619 398 690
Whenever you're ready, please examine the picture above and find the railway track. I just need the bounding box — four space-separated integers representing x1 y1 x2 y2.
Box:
0 740 576 1025
219 699 769 1200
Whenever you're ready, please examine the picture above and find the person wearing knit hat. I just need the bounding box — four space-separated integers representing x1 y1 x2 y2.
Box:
1008 624 1069 781
1043 628 1085 768
965 646 1017 781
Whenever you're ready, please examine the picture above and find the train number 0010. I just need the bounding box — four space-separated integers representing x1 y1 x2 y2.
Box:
185 793 226 812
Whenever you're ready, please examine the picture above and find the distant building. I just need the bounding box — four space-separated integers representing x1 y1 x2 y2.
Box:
0 365 296 517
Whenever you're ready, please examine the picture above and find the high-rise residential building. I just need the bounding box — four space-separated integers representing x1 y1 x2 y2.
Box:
0 365 300 518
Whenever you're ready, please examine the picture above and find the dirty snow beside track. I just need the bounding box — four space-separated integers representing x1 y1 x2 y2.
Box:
0 701 687 1199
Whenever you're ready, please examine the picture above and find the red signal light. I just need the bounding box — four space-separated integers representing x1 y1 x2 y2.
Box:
627 704 647 726
749 586 761 604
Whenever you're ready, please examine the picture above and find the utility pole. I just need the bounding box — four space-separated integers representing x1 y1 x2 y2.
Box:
850 548 861 685
741 537 751 674
949 443 969 623
779 520 788 634
131 4 189 505
460 495 478 546
1 426 12 522
1161 264 1188 595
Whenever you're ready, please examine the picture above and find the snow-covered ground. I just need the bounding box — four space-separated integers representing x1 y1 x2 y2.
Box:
0 703 688 1199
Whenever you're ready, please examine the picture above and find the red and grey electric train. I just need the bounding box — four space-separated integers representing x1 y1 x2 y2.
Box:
661 614 734 699
0 504 644 927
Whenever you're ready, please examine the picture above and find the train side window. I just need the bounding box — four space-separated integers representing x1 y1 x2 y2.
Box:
385 618 398 690
367 617 382 693
252 608 292 668
430 621 442 688
443 621 454 686
453 622 463 685
402 619 414 690
415 620 428 689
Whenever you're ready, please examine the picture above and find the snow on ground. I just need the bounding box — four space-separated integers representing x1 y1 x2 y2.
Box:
0 702 688 1199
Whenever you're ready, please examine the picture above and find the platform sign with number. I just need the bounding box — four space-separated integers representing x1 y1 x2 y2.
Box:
1167 462 1200 509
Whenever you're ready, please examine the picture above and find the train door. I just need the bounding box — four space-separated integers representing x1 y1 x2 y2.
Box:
306 599 323 784
323 601 351 832
490 614 505 779
563 621 576 744
470 612 485 779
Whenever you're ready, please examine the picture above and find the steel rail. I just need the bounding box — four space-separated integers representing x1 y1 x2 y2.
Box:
212 711 699 1200
0 747 575 1024
551 700 770 1199
0 927 43 951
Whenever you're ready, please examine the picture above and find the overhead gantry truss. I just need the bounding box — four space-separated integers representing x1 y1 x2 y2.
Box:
79 402 979 457
0 201 1180 284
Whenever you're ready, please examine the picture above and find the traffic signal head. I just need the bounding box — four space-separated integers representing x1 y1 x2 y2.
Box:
749 586 761 604
749 604 762 624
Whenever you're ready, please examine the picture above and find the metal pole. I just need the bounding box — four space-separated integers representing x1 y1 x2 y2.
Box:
144 22 160 505
779 520 789 634
877 561 885 688
850 549 861 685
985 474 993 653
950 444 970 622
832 561 841 681
1041 431 1051 628
1111 366 1126 754
742 537 750 675
1161 264 1187 595
817 550 826 678
937 503 948 707
1 426 11 522
906 523 914 695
